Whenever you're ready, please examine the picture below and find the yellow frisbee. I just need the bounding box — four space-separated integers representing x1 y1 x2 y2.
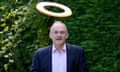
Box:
36 2 72 17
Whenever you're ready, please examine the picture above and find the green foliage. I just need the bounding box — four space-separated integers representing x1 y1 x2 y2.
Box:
0 0 50 72
55 0 120 72
0 0 120 72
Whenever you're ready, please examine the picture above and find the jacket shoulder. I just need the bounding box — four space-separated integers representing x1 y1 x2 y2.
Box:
35 45 51 55
67 43 83 51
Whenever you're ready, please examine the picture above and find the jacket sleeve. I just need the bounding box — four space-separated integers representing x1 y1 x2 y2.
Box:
79 49 89 72
30 51 41 72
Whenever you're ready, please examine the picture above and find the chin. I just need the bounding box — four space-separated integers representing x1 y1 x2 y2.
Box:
54 42 64 45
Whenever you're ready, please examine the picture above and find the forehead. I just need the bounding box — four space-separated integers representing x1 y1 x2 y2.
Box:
50 23 67 32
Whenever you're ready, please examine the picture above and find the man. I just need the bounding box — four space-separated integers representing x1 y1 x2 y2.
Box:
30 21 88 72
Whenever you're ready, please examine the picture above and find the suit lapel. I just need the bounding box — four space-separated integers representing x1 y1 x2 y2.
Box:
66 44 72 72
48 45 52 72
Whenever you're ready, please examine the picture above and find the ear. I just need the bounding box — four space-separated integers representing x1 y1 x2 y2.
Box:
66 33 69 39
49 32 52 39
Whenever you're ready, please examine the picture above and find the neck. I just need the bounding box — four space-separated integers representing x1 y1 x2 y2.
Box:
54 43 64 51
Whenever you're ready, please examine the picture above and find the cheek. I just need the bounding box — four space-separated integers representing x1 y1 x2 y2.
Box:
50 34 55 39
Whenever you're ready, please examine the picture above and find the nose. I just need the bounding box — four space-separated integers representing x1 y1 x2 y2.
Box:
57 32 62 36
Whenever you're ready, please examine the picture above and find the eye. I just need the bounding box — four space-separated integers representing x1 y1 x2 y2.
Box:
52 31 66 35
60 31 65 34
54 31 58 34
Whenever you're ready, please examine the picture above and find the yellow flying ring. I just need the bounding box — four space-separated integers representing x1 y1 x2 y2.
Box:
36 2 72 17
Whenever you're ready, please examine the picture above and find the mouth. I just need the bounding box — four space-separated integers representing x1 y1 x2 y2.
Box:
56 38 62 40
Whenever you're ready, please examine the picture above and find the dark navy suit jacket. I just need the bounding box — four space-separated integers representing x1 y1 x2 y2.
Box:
30 43 88 72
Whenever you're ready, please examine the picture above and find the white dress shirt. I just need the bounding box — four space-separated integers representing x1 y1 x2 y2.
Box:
52 44 67 72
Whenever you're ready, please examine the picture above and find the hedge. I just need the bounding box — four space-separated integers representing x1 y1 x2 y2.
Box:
0 0 120 72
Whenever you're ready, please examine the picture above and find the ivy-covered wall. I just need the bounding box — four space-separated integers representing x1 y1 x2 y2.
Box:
0 0 120 72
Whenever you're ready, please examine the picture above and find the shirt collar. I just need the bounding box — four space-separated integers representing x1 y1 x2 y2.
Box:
52 43 66 53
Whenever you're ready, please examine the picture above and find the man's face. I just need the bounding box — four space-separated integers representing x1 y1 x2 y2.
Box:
49 23 68 45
